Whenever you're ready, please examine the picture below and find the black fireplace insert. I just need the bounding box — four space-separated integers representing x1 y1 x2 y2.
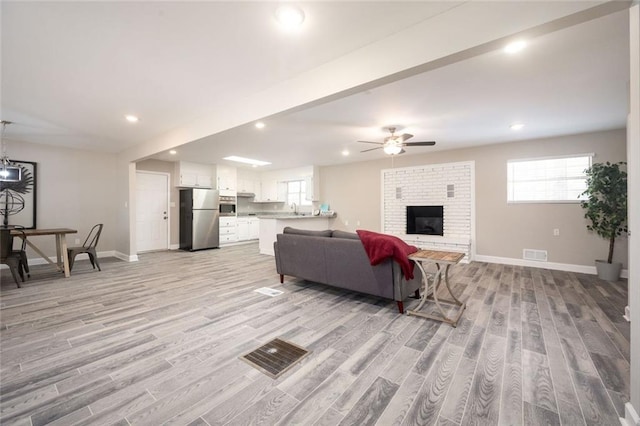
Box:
406 205 443 236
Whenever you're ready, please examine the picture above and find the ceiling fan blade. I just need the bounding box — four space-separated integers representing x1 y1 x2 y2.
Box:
360 146 383 153
404 141 436 146
399 133 413 142
357 140 384 145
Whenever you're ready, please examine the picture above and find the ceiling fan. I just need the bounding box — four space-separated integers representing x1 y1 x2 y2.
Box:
358 127 436 155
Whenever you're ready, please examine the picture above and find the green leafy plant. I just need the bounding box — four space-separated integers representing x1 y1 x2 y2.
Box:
580 161 627 264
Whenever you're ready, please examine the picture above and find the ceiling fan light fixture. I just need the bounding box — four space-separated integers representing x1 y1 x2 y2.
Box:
383 144 402 155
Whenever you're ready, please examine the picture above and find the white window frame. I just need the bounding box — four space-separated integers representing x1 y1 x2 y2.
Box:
507 153 594 203
286 180 312 206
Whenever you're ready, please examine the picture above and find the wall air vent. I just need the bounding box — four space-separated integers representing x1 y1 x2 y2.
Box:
523 249 547 262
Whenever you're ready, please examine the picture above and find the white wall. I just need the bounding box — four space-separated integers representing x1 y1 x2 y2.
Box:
321 128 628 270
5 140 118 257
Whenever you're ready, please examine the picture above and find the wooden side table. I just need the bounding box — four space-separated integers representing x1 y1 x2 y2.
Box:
407 249 466 327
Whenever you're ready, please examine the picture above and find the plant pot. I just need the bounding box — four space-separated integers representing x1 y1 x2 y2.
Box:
595 260 622 281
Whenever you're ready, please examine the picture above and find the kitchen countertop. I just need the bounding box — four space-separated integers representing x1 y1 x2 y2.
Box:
258 214 333 220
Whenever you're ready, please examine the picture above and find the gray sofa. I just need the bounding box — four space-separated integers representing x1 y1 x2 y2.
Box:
273 227 423 313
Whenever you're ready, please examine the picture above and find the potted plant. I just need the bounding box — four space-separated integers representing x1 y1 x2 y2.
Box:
580 161 627 281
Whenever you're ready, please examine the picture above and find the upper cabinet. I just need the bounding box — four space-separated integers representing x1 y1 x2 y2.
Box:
305 166 320 202
237 168 261 199
216 165 237 196
257 180 287 202
174 161 214 188
237 178 259 195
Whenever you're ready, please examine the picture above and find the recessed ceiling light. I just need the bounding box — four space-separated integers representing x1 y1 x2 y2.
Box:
510 123 525 130
125 115 139 123
224 155 271 167
504 40 527 54
275 5 305 29
169 150 177 155
341 150 349 156
255 121 265 129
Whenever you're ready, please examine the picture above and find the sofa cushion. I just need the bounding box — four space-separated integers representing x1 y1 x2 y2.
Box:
283 227 332 238
331 230 360 240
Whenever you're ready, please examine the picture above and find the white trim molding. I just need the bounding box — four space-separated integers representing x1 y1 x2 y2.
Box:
114 251 138 262
625 306 631 322
474 254 629 279
621 401 640 426
1 250 137 269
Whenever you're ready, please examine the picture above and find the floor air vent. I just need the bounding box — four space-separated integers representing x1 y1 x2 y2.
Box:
240 338 310 378
523 249 548 262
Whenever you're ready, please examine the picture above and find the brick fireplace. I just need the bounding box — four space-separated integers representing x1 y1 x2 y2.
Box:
381 161 475 261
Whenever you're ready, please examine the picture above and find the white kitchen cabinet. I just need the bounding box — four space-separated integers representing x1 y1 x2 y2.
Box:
237 178 258 194
219 216 237 244
216 165 237 196
305 166 320 201
237 217 259 241
174 161 214 188
249 218 260 239
257 180 286 202
237 218 249 241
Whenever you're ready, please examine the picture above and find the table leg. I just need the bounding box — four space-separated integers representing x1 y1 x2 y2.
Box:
407 261 466 327
55 234 62 268
59 235 71 278
24 239 61 271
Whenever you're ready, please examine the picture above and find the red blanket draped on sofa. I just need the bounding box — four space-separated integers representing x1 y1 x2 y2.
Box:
356 230 418 280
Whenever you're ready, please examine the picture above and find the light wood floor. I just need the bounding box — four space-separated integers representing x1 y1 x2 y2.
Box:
0 243 630 425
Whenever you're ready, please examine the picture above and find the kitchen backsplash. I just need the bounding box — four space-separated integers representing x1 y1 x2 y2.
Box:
236 197 315 215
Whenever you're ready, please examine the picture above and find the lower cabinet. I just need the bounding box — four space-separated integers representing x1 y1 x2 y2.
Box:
219 217 237 245
249 218 259 239
237 217 259 241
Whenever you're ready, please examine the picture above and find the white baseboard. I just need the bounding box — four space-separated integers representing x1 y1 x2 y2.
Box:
624 306 631 322
170 244 180 250
621 402 640 426
474 254 629 279
114 251 138 262
1 250 126 269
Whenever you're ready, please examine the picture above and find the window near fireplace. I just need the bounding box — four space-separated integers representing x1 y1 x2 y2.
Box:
507 154 592 203
406 205 443 236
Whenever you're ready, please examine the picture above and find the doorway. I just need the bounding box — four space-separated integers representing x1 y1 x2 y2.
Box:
136 171 170 252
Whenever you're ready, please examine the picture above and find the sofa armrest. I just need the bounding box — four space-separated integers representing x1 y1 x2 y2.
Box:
274 241 282 274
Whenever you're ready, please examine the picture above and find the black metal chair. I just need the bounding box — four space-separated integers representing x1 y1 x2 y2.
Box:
10 225 30 278
1 228 26 287
68 224 103 271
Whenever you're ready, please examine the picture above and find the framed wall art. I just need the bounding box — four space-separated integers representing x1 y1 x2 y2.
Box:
0 159 37 229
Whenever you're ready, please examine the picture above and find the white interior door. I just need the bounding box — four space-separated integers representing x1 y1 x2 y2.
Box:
136 171 169 252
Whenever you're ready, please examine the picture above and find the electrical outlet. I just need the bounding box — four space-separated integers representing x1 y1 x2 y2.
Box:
75 238 80 244
553 228 560 236
356 220 360 226
345 220 349 226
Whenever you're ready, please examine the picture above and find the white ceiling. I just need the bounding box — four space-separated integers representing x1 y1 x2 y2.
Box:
1 2 630 171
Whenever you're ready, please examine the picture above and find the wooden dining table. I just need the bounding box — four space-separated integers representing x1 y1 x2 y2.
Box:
10 228 78 278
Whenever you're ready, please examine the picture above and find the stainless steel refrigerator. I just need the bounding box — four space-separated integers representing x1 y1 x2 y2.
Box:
179 188 220 251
